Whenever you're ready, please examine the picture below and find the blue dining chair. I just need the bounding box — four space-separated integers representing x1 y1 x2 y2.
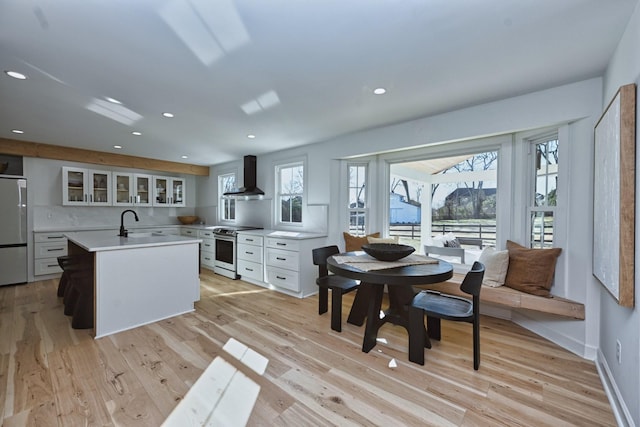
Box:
408 261 485 369
312 245 360 332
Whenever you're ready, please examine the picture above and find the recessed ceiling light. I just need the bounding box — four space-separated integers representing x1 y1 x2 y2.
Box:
131 131 142 136
5 71 27 80
373 87 386 95
181 155 188 159
162 112 174 118
247 134 256 139
105 97 122 104
11 129 24 134
113 145 122 149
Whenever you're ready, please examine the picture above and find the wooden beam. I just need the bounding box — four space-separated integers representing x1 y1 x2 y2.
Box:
0 137 210 176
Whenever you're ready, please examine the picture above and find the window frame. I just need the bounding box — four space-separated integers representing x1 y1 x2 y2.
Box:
218 171 237 223
347 162 369 236
525 132 559 248
275 158 305 226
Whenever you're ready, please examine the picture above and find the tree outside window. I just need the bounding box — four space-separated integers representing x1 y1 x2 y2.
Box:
278 162 303 223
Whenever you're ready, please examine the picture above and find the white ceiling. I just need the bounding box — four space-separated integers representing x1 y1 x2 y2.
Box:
0 0 636 166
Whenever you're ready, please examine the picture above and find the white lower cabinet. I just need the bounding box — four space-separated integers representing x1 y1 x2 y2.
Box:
237 234 264 282
263 235 326 298
34 232 68 276
199 230 216 269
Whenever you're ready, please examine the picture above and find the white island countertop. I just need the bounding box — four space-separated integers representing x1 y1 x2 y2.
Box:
65 230 201 252
237 229 327 239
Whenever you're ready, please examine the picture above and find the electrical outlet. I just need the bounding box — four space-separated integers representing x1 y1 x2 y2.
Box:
616 340 622 364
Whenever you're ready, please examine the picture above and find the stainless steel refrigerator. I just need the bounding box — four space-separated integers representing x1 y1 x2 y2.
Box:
0 177 27 286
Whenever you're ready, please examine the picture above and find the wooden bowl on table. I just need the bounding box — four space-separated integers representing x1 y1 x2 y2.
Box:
177 215 199 225
361 243 415 261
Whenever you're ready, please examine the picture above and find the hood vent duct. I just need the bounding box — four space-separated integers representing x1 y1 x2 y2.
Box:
223 155 265 197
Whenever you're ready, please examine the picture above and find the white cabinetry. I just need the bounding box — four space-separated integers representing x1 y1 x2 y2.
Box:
199 229 216 269
112 173 153 207
33 232 68 276
62 167 112 206
264 236 325 297
153 176 186 207
237 233 264 282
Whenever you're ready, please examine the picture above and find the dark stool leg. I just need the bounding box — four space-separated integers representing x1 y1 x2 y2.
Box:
330 288 343 332
408 305 425 365
427 316 441 341
318 287 328 315
473 319 480 370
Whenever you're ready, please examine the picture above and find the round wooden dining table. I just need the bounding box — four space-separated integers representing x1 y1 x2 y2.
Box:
327 252 453 353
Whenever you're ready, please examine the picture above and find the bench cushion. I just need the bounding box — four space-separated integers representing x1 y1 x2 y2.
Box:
478 247 509 287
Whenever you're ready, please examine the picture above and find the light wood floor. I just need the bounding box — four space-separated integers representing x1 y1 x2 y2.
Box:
0 269 615 426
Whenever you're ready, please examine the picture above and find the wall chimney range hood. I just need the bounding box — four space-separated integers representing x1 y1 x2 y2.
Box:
223 155 265 197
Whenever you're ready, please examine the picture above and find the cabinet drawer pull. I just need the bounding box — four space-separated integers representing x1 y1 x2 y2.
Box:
47 248 64 252
245 251 253 255
204 257 211 261
47 235 64 239
276 276 286 280
246 238 254 242
276 242 287 246
276 257 286 261
47 264 58 268
245 267 254 272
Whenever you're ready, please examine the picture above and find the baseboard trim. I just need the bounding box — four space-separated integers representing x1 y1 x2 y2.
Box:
596 349 635 427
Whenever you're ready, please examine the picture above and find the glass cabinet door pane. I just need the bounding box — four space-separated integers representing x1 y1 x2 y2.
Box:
115 174 131 204
67 170 85 203
155 178 168 204
92 172 109 203
172 179 184 204
136 176 150 204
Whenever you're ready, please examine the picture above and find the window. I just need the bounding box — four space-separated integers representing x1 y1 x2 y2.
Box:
277 161 303 224
389 150 498 263
219 172 236 221
528 134 558 248
348 163 368 235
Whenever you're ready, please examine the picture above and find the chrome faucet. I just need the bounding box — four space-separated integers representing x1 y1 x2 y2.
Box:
119 209 139 237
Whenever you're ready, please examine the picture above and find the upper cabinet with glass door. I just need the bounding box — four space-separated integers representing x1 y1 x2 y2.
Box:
62 167 112 206
153 176 185 207
112 172 153 207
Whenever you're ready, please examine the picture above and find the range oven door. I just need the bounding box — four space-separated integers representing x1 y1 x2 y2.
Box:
213 234 238 279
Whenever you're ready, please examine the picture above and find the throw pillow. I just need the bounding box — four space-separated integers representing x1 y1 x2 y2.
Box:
478 247 509 287
367 236 399 244
444 238 461 248
427 235 446 247
343 232 380 252
504 240 562 297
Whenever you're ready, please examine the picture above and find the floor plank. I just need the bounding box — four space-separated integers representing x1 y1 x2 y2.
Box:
0 269 617 426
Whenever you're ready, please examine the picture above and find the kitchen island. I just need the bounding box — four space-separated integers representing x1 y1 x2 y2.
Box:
65 231 201 338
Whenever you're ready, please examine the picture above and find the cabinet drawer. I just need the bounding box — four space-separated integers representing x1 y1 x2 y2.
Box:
181 228 197 237
266 248 299 271
199 230 215 238
35 257 63 275
238 235 263 246
201 253 216 268
201 238 215 254
237 260 263 281
35 242 68 259
266 267 299 292
34 233 67 243
265 237 300 251
237 243 263 263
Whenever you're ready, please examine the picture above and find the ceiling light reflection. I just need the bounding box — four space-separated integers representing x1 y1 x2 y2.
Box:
5 71 27 80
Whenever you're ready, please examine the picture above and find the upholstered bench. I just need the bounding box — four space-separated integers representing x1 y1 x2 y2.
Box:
418 274 585 319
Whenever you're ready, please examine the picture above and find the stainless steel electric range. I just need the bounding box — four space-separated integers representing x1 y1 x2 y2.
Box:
213 226 262 279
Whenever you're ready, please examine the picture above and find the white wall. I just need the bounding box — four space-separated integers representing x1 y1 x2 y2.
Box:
601 2 640 425
201 76 603 349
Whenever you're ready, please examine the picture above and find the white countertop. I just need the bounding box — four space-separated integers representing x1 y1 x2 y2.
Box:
65 230 201 252
237 229 326 240
34 224 217 233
